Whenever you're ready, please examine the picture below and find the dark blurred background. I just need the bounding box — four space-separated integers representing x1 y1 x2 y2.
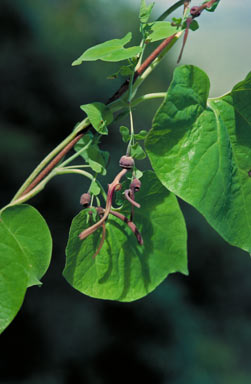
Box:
1 1 251 383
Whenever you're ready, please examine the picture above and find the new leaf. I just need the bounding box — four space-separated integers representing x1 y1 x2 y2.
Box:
72 32 142 65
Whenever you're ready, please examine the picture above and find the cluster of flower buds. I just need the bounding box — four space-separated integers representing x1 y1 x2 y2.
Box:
78 155 143 258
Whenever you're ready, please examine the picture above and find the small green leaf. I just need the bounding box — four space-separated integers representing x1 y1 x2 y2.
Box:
134 168 143 179
146 65 251 253
119 126 130 143
63 171 187 302
120 65 134 77
134 130 148 140
172 17 182 27
0 204 52 334
203 0 220 12
189 20 199 31
145 21 177 43
72 32 142 65
89 180 101 196
75 135 109 175
131 143 146 160
107 64 134 80
139 0 155 24
80 102 113 135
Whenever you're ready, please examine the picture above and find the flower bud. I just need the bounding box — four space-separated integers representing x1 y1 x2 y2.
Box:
190 6 201 17
130 178 141 192
119 155 134 169
80 192 91 207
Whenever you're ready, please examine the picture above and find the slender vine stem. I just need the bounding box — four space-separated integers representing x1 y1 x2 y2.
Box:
157 0 186 21
59 138 91 168
130 31 183 97
131 92 166 107
55 168 107 202
126 106 135 156
12 118 89 201
15 133 84 199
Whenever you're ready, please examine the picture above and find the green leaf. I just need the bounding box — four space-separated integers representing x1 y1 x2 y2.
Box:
80 102 113 135
134 168 143 179
189 20 199 31
203 0 220 12
131 142 146 160
172 17 182 27
89 180 101 196
0 204 52 334
63 171 187 302
72 32 142 65
139 0 155 23
75 134 109 175
119 126 130 143
134 130 148 140
107 64 134 80
145 21 177 43
145 65 251 253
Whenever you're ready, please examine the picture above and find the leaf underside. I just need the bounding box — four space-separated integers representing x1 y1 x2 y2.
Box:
63 171 187 302
0 204 52 334
145 65 251 253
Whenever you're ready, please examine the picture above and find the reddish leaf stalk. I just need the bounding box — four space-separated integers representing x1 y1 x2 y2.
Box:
177 17 192 63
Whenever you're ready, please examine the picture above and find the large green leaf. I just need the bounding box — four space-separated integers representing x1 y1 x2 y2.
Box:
145 65 251 252
63 171 187 302
0 204 52 334
72 32 142 65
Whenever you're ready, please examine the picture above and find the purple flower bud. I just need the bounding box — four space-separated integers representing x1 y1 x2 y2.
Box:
190 6 201 17
119 155 135 169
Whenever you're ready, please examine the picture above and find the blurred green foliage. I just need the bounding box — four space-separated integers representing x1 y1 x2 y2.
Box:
1 1 251 383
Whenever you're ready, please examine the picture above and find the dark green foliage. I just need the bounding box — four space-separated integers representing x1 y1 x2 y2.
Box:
145 65 251 252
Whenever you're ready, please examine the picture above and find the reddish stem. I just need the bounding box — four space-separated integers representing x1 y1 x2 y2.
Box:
107 34 176 104
20 133 84 196
93 222 106 259
124 189 141 209
109 210 143 246
177 17 192 63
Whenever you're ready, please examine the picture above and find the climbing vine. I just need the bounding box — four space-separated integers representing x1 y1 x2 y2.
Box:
1 0 250 334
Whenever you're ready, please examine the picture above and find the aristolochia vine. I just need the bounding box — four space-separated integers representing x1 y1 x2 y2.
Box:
1 0 250 334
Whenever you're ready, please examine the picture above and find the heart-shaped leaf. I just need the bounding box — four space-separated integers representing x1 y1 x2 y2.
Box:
63 171 187 302
145 65 251 252
0 204 52 334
